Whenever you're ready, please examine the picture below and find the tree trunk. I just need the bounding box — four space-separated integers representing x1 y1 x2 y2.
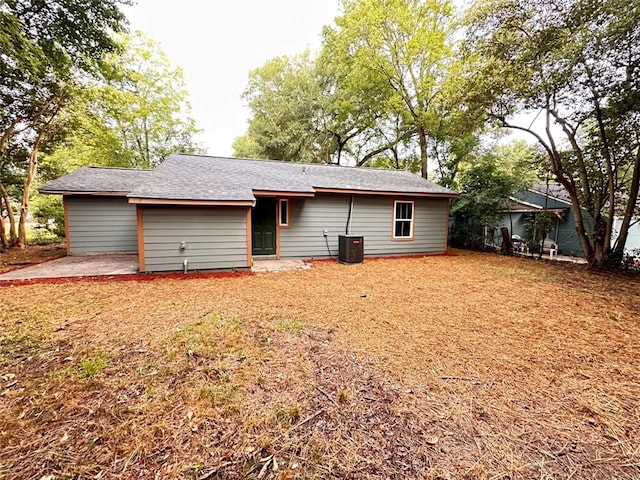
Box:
417 126 428 179
613 147 640 257
0 182 18 246
592 217 607 267
0 198 8 249
17 130 45 248
558 179 598 264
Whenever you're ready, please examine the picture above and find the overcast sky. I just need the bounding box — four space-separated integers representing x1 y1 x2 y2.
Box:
123 0 342 157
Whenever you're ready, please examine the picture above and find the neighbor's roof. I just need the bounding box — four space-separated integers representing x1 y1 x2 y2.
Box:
505 198 567 218
41 154 456 202
529 182 572 204
39 166 151 195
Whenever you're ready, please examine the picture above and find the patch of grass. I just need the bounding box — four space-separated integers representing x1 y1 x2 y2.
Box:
198 384 237 407
166 314 246 360
336 387 350 403
0 331 40 364
78 356 108 377
274 404 301 425
215 368 232 383
272 317 305 331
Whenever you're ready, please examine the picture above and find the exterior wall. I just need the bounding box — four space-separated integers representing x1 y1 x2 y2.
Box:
497 190 586 256
495 212 528 240
141 206 248 272
65 196 137 254
519 190 584 255
279 193 448 259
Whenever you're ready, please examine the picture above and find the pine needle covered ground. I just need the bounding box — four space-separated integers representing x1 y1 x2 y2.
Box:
1 250 639 479
0 244 66 274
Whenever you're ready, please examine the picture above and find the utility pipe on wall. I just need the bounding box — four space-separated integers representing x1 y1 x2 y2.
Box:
346 194 354 235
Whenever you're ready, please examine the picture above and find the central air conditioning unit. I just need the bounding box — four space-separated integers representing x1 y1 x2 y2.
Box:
338 235 364 264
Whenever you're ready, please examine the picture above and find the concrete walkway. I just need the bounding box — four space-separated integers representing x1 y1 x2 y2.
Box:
515 251 588 264
251 259 311 273
0 254 312 281
0 254 139 280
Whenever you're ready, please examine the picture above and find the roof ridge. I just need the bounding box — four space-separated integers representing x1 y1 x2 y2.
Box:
169 153 422 176
84 166 150 172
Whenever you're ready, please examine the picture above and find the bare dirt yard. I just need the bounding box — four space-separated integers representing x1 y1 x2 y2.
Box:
0 243 66 274
0 250 638 479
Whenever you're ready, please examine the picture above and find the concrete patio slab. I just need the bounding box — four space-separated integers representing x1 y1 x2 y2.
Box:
251 259 311 273
0 254 139 281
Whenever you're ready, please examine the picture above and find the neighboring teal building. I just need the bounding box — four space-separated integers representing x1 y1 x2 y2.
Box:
496 183 585 256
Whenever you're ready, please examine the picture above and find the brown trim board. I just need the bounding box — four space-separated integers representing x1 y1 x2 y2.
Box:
63 196 71 255
129 198 254 206
314 187 456 198
445 198 451 251
245 207 253 267
253 190 314 198
136 206 146 272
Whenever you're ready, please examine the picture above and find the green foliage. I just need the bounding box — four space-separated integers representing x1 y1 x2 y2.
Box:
0 0 130 247
32 32 203 233
30 195 64 237
79 356 108 377
453 159 517 227
41 32 203 171
368 155 421 174
234 0 484 178
463 0 640 267
524 213 556 252
450 141 538 248
233 52 326 163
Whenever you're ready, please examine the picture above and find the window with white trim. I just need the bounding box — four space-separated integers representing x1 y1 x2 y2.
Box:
393 201 414 239
279 199 289 227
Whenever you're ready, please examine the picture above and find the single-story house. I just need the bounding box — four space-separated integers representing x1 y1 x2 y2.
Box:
39 154 457 272
495 183 584 255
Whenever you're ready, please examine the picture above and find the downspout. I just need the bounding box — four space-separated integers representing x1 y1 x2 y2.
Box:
346 194 354 234
183 259 188 273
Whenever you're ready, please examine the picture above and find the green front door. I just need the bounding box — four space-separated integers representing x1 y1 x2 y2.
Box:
252 197 276 255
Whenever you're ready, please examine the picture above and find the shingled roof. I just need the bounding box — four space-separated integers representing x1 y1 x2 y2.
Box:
529 182 572 204
40 154 457 201
39 166 151 195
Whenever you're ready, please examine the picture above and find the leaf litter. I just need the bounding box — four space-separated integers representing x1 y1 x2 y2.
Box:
0 249 638 479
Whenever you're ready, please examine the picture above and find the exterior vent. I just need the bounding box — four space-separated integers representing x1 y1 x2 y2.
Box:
338 235 364 264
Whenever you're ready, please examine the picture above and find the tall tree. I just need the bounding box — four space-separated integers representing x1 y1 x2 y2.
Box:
0 0 130 248
43 32 202 171
233 49 412 167
450 141 539 248
33 32 203 232
464 0 640 267
235 0 483 175
323 0 456 178
233 52 326 163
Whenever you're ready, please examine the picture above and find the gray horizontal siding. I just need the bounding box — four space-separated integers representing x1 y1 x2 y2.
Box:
66 196 137 254
142 206 248 272
352 196 448 255
279 195 349 259
280 194 448 259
